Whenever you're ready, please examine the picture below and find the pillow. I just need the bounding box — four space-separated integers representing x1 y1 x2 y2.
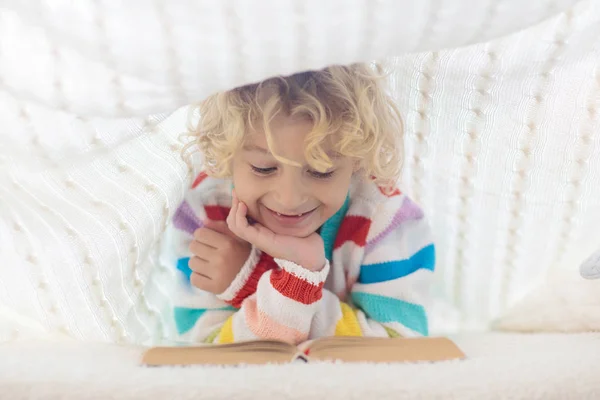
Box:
493 262 600 333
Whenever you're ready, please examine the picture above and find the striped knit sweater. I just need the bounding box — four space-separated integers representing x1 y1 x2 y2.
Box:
168 172 435 344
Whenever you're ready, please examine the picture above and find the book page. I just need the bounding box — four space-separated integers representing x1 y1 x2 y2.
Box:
307 336 465 363
141 340 298 366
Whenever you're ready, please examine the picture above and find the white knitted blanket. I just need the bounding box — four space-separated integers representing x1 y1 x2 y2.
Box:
1 0 599 346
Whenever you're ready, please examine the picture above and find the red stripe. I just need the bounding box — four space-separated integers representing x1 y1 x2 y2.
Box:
378 186 401 197
333 215 371 250
228 253 278 308
270 268 323 305
204 205 230 222
191 172 209 189
369 175 401 197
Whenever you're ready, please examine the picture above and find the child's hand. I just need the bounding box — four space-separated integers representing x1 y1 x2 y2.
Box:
189 220 252 294
227 190 327 272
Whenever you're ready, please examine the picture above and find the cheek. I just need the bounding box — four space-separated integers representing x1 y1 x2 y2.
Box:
232 174 262 210
232 180 253 202
320 172 353 210
326 190 348 211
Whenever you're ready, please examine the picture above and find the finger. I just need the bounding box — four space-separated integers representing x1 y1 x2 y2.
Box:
240 218 278 253
193 227 226 248
189 240 215 259
236 201 250 230
226 190 239 233
235 201 276 249
190 272 214 292
204 219 235 238
188 256 210 274
232 201 252 241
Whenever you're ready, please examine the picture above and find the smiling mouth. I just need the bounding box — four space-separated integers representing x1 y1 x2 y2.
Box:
272 210 313 217
265 206 318 221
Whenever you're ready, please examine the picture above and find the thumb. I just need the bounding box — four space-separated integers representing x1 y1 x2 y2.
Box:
203 219 236 238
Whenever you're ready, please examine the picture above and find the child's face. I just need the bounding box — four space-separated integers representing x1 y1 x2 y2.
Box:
231 114 355 238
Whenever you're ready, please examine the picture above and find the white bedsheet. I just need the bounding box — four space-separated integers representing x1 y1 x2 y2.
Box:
1 332 599 399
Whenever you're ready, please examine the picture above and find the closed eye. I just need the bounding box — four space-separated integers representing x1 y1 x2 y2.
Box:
251 165 277 175
308 170 335 179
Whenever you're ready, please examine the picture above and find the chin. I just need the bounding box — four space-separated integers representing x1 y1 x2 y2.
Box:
266 224 317 238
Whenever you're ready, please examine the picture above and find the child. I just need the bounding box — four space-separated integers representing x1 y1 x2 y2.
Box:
169 63 435 345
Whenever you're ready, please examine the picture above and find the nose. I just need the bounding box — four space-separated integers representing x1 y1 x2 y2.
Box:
273 174 307 211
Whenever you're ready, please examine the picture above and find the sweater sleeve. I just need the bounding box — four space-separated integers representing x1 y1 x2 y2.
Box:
171 236 278 343
168 174 277 343
213 259 330 344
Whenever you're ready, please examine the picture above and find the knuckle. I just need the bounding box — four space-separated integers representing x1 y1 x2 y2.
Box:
188 256 202 272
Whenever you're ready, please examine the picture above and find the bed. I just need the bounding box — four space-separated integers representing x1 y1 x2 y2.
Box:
2 333 600 399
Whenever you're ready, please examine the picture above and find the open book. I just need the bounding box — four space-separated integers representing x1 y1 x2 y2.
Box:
141 336 465 366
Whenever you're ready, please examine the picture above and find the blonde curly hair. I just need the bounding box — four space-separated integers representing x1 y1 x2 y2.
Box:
189 62 404 187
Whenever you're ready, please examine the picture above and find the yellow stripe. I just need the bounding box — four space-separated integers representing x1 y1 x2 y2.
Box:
217 316 235 344
334 302 363 336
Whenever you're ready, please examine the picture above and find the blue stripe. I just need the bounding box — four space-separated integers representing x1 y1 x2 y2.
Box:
359 244 435 284
319 193 350 262
174 306 236 334
351 292 428 336
177 257 192 282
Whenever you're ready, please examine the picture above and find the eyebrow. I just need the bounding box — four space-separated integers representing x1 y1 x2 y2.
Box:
242 144 271 154
242 144 341 159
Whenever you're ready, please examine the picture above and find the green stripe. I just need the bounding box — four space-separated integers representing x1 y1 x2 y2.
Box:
351 292 428 336
383 326 401 338
204 327 222 344
320 193 350 262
